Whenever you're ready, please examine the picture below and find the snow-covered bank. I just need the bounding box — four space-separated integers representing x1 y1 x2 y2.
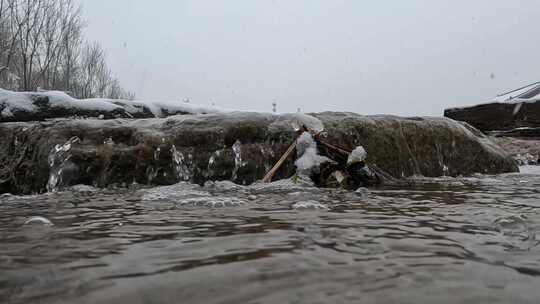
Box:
0 88 226 122
444 84 540 133
444 98 540 132
446 83 540 113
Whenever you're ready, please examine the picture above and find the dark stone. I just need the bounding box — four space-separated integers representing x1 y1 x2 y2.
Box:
313 113 516 178
444 100 540 132
0 112 518 194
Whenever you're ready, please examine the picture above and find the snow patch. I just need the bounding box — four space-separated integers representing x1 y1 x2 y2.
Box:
347 146 367 165
269 113 325 132
0 88 225 119
0 88 36 113
494 83 540 103
295 132 335 176
1 107 13 117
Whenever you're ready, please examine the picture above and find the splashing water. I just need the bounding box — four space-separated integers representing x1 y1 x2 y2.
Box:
171 145 193 182
154 146 161 161
47 136 80 192
513 103 523 116
232 140 246 180
206 149 224 177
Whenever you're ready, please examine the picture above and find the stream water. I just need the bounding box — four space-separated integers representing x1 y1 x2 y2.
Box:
2 169 540 303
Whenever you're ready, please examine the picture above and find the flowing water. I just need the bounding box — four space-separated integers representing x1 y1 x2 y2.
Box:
2 169 540 304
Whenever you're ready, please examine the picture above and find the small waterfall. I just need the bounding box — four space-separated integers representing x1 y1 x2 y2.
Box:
47 136 80 192
231 140 246 180
154 146 161 161
259 145 274 173
435 143 448 176
171 144 193 182
206 149 222 177
146 166 158 184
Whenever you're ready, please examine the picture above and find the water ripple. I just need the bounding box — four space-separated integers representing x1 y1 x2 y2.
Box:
2 174 540 303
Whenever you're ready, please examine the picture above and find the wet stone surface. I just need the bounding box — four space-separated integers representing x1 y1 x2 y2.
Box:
0 113 518 195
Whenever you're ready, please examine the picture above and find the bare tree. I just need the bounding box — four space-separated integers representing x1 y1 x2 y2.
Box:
0 0 24 89
0 0 133 99
35 0 81 90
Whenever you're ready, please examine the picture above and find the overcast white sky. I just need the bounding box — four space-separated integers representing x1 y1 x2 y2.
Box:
78 0 540 116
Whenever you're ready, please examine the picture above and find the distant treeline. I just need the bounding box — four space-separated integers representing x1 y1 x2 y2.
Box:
0 0 134 99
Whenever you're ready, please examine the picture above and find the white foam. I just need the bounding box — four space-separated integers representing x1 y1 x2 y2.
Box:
177 197 246 208
140 183 209 201
292 200 329 210
204 180 243 191
69 185 99 193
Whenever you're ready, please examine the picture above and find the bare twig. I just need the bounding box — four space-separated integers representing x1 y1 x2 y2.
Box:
262 139 298 183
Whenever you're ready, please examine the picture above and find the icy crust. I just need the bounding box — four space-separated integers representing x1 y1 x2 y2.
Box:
268 113 325 133
347 146 367 165
295 132 334 176
0 88 225 120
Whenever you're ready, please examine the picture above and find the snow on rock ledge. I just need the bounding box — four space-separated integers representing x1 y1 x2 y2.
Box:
444 98 540 132
0 88 225 122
